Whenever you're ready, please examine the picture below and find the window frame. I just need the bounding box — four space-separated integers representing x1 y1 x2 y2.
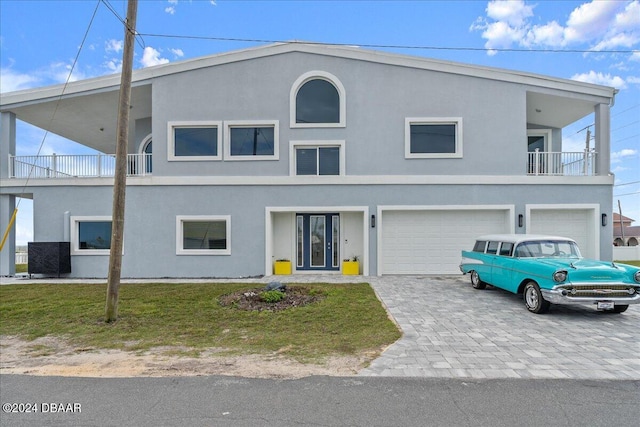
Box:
290 71 346 128
70 215 113 256
176 215 231 256
404 117 463 159
289 140 346 176
223 120 280 161
168 121 222 161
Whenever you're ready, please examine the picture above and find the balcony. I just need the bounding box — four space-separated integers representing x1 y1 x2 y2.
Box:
527 150 597 176
9 153 151 179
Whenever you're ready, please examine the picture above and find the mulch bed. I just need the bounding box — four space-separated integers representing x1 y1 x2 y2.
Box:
218 286 325 312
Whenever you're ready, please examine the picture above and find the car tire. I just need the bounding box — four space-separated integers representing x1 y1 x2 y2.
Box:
524 281 550 314
470 270 486 289
611 305 629 314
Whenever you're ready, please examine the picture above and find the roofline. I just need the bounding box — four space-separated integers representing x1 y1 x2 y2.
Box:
0 41 617 109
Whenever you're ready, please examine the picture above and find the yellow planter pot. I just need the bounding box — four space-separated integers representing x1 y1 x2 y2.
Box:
342 261 359 275
274 260 292 275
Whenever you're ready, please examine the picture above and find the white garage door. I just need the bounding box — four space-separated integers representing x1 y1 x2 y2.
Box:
528 209 595 258
380 209 511 274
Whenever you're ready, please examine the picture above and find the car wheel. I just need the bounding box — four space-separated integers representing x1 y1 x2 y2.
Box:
611 305 629 314
470 270 486 289
524 281 550 314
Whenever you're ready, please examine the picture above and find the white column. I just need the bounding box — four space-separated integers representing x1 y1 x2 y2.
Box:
594 103 611 176
0 195 17 276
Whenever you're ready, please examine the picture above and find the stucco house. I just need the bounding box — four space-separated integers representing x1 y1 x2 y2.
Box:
0 42 617 278
613 213 639 247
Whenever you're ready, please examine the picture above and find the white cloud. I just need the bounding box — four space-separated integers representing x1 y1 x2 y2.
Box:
0 67 39 92
169 48 184 58
563 0 620 44
473 0 640 56
105 39 123 53
165 0 178 14
611 148 638 163
140 47 170 67
571 70 626 88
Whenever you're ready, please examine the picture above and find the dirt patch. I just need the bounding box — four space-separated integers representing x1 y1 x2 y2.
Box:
0 336 374 379
218 285 325 311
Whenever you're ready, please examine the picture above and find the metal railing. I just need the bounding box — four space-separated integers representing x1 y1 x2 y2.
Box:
527 150 597 176
9 153 152 179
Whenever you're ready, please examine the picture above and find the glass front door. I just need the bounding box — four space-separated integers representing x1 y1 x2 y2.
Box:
296 213 339 271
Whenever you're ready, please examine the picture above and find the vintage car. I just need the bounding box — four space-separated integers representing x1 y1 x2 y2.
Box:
460 234 640 314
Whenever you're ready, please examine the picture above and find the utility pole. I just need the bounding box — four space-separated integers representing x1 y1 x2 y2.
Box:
618 200 625 245
105 0 138 322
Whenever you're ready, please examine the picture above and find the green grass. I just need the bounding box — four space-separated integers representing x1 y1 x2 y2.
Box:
615 260 640 267
0 282 401 362
15 264 27 273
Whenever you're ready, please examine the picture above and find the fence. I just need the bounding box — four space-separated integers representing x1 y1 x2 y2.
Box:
9 153 151 179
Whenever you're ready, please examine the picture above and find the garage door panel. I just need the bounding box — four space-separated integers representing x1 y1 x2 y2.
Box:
381 209 510 274
529 209 594 258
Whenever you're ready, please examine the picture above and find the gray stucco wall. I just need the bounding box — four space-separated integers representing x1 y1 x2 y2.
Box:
10 181 612 278
149 52 526 178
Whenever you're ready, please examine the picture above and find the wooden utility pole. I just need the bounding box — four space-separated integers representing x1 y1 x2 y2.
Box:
105 0 138 322
618 200 625 245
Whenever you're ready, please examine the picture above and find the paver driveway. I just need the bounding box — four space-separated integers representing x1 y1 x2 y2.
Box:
359 275 640 379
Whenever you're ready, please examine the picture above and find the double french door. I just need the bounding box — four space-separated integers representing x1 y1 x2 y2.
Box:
296 213 340 271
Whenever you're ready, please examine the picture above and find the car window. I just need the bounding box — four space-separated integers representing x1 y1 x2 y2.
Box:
499 242 514 256
487 241 499 254
515 240 581 258
473 241 487 252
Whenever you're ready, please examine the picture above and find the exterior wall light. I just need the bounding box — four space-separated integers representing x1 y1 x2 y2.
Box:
601 213 607 227
518 214 524 228
371 214 376 228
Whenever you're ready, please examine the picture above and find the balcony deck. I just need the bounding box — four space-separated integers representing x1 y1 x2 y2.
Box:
9 153 151 179
7 151 597 179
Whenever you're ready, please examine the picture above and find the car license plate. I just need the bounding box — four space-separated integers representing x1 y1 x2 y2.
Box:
597 301 614 310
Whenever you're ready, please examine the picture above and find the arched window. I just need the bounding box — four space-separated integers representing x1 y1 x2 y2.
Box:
290 71 346 128
140 134 152 174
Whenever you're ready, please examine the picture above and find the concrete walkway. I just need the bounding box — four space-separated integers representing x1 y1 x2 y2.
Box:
2 274 639 380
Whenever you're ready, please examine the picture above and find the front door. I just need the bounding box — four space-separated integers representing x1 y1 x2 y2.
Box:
296 213 340 271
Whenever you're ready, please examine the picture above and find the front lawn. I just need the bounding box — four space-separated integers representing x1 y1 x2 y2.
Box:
0 282 401 362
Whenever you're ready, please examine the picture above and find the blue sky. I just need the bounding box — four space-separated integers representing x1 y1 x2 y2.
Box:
1 0 639 246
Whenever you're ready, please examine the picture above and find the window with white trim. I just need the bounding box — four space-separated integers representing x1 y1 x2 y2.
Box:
290 140 345 176
176 215 231 255
405 118 463 158
168 121 222 161
71 216 112 255
224 120 279 160
290 71 346 128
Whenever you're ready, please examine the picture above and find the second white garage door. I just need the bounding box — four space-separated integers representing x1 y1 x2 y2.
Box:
380 209 512 275
528 208 596 259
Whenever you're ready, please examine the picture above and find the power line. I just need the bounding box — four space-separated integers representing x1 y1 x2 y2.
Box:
615 181 640 187
135 33 639 54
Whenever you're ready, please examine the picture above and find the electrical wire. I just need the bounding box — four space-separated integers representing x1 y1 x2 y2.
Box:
135 33 639 54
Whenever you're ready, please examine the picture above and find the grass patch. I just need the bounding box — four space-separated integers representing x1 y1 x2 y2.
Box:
16 264 27 274
0 282 401 361
616 260 640 267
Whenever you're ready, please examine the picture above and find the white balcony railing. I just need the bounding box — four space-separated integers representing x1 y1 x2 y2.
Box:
9 153 152 179
527 150 597 176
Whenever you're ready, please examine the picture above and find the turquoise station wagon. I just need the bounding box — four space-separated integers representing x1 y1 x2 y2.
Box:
460 234 640 314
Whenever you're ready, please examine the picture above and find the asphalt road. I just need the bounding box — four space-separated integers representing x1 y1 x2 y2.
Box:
1 375 638 426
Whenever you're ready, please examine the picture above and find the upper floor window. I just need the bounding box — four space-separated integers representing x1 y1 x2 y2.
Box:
168 121 222 161
224 120 279 161
290 71 346 128
405 117 463 159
